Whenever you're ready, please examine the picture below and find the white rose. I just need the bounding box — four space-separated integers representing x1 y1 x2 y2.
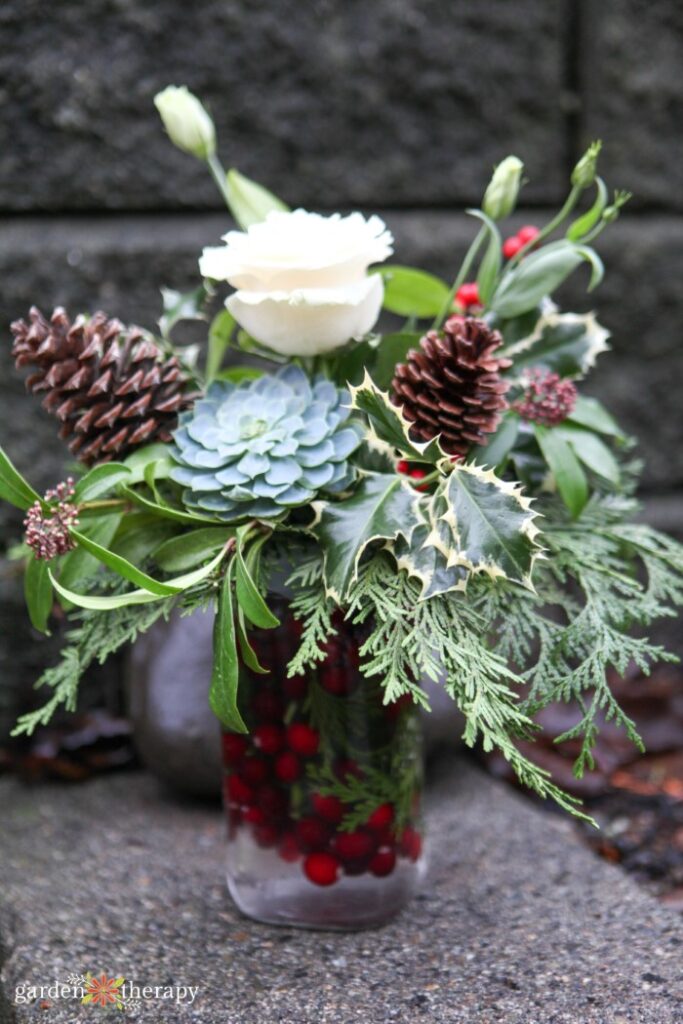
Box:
200 209 393 356
154 86 216 160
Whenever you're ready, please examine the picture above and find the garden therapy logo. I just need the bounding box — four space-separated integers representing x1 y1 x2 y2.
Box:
13 972 199 1011
81 973 125 1009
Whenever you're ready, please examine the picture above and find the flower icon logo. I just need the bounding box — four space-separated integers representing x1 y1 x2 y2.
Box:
81 973 125 1009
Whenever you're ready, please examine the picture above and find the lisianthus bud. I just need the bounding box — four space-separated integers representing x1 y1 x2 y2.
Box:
482 156 524 220
154 85 216 161
571 141 602 189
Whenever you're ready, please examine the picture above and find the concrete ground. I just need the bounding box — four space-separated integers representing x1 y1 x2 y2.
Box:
1 753 682 1024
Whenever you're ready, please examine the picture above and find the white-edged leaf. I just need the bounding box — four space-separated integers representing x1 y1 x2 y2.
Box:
349 370 448 466
502 311 610 380
390 522 468 600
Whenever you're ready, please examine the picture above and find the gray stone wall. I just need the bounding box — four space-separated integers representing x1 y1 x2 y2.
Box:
1 1 682 727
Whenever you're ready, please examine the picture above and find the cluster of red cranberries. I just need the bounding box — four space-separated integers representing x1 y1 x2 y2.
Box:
222 616 422 888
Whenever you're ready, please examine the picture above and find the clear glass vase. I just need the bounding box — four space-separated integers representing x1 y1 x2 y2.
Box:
221 601 425 930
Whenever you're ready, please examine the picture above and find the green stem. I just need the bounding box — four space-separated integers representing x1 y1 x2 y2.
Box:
506 184 583 270
207 153 233 211
78 499 129 514
432 226 486 331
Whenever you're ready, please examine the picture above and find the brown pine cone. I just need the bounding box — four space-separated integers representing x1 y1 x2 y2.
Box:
391 315 511 456
11 306 199 465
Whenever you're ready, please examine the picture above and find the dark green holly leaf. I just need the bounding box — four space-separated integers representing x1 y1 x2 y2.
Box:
349 371 446 465
391 523 468 599
24 556 53 634
378 266 450 318
210 557 248 732
534 424 589 518
503 311 610 380
313 471 421 601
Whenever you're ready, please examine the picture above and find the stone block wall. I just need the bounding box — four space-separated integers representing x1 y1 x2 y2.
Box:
1 1 682 728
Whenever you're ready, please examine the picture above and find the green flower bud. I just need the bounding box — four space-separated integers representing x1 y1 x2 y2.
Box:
602 190 632 224
571 141 602 189
482 156 524 220
154 85 216 161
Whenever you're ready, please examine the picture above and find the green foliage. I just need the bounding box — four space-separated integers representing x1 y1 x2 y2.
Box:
377 266 450 318
224 168 289 230
490 241 603 318
501 311 610 380
209 558 247 732
534 424 589 518
24 556 53 634
0 444 42 510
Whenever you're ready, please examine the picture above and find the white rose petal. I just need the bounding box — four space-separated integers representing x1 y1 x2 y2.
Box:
226 275 384 357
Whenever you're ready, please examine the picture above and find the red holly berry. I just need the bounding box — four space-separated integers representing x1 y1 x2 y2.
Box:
274 751 302 783
226 774 254 806
241 756 270 786
253 724 284 756
243 805 266 826
287 722 320 757
517 224 540 245
396 459 409 474
312 793 344 824
284 674 308 700
454 282 480 309
252 690 285 721
369 847 397 877
296 817 330 851
278 832 301 863
222 733 249 765
303 852 340 887
367 803 395 831
333 830 376 862
399 826 423 862
502 235 523 260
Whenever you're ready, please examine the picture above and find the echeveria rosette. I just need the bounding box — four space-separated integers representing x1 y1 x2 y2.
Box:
170 366 362 521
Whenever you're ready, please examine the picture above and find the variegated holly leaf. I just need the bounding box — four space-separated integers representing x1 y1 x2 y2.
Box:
501 311 610 381
424 462 542 587
349 370 449 467
390 522 468 600
313 471 421 601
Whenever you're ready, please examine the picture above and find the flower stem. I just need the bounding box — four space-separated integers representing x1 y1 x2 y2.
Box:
506 184 584 270
432 226 487 331
207 153 233 211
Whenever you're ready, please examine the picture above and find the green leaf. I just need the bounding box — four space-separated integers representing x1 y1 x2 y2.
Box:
210 558 248 732
502 311 610 380
490 241 603 318
534 424 589 518
373 332 422 390
235 527 279 628
567 395 624 437
24 557 53 634
74 463 131 502
153 526 233 572
428 463 541 586
120 483 219 524
469 209 503 306
49 546 227 610
237 605 269 674
554 425 620 484
206 309 236 382
57 513 123 594
391 522 468 600
71 528 196 596
378 266 450 318
111 514 179 565
566 178 609 241
313 471 421 601
159 284 208 339
468 414 520 471
349 370 447 465
123 444 175 484
225 168 289 230
0 445 41 510
215 366 263 384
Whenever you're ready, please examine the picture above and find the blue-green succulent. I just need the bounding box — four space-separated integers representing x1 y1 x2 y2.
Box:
170 365 362 521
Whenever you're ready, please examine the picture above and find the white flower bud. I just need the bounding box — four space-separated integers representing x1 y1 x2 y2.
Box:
154 86 216 161
482 156 524 220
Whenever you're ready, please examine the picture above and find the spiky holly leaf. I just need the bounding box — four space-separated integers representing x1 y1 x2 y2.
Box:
348 370 449 466
390 522 468 600
424 463 542 587
312 471 421 602
502 311 610 381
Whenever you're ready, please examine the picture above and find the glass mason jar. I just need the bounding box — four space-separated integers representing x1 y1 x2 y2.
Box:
221 600 425 930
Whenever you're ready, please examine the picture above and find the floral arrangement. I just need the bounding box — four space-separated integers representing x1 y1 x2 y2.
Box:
4 84 683 838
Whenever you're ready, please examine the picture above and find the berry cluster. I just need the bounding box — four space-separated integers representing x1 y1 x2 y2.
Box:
24 478 79 560
396 459 429 492
454 282 480 312
502 224 540 260
514 368 578 427
222 612 423 888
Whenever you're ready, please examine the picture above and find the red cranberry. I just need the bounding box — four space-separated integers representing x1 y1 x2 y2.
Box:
369 847 397 877
296 817 330 851
502 235 523 259
278 832 301 863
287 722 320 757
284 674 308 700
384 693 413 721
312 793 344 824
303 852 340 887
367 803 394 831
320 665 353 696
274 751 302 783
399 826 423 862
222 734 248 764
321 636 344 661
289 617 304 639
335 758 362 781
252 690 285 721
253 724 284 756
226 774 254 806
255 783 288 821
243 806 266 825
254 823 280 848
517 224 540 245
454 281 480 309
241 756 270 786
333 830 376 862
